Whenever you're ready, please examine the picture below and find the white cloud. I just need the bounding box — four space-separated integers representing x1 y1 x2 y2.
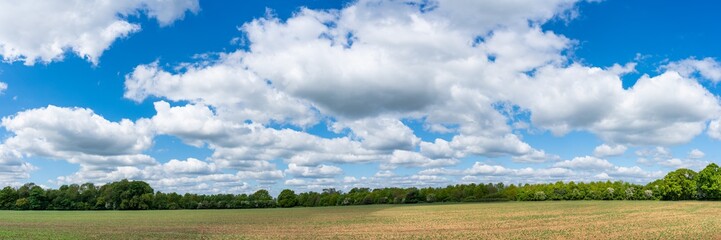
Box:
0 0 199 65
664 57 721 82
0 82 6 94
160 158 218 175
606 166 663 179
8 0 717 191
508 66 720 145
383 150 458 169
593 144 627 157
126 60 318 127
553 156 613 170
1 105 155 169
589 72 721 145
465 163 516 176
150 101 245 147
709 119 721 140
0 144 36 186
657 158 708 170
284 178 336 188
285 163 343 178
636 147 708 170
124 0 566 166
636 147 672 159
689 149 705 159
422 158 665 184
333 117 420 151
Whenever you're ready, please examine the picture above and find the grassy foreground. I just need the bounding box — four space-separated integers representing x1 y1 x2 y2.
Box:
0 201 719 239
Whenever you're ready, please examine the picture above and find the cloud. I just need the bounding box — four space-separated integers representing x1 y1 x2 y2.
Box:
0 0 199 65
0 82 6 94
636 147 708 170
285 163 343 178
382 150 458 169
1 105 156 169
688 149 705 159
553 156 614 170
664 57 721 82
332 117 420 152
124 0 569 166
589 72 721 145
126 60 318 127
593 144 627 157
159 158 219 175
709 119 721 140
423 159 662 184
0 144 36 186
509 66 720 145
6 0 719 191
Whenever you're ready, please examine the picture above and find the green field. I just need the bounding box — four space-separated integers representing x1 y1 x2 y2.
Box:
1 201 719 239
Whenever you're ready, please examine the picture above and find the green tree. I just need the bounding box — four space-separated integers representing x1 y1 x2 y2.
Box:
696 163 721 200
99 179 154 210
661 168 698 200
250 189 274 208
15 198 29 210
27 185 47 210
0 186 18 209
277 189 298 208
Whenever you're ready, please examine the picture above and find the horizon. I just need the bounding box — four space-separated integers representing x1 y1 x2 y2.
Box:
1 0 721 196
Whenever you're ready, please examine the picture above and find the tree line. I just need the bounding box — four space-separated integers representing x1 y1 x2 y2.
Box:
1 163 720 210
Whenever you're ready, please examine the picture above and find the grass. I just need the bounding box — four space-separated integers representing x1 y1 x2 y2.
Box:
1 201 720 239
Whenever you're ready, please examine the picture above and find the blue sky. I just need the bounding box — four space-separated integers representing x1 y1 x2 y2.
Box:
1 0 721 194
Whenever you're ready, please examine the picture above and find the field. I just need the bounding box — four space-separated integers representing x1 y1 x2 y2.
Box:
1 201 720 239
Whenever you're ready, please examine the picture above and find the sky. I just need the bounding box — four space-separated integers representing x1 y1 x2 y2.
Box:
1 0 721 195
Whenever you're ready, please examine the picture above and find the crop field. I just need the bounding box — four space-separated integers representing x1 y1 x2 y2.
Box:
0 201 720 239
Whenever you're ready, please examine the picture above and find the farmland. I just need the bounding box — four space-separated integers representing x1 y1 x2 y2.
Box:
0 201 719 239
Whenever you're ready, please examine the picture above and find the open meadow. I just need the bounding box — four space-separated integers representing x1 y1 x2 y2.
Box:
0 201 720 239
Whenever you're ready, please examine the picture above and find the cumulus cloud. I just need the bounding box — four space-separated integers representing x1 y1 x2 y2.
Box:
382 150 458 169
285 163 343 178
588 72 721 145
709 119 721 140
593 144 627 157
126 60 318 127
0 0 199 65
333 117 420 152
636 147 708 170
664 57 721 82
114 0 721 191
159 158 218 175
0 81 6 94
688 149 705 159
7 0 720 191
124 0 570 167
423 160 662 184
1 105 155 169
0 144 36 186
553 156 614 170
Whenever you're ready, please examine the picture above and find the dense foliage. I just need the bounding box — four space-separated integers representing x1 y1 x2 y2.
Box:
1 164 720 210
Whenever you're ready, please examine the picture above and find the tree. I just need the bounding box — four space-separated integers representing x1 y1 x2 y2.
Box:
404 188 420 203
277 189 298 208
0 186 18 209
99 179 154 210
27 185 47 210
250 189 274 208
696 163 721 200
15 198 29 210
661 168 698 200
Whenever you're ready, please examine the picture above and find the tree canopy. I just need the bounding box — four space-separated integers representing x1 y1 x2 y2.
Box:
1 164 720 210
